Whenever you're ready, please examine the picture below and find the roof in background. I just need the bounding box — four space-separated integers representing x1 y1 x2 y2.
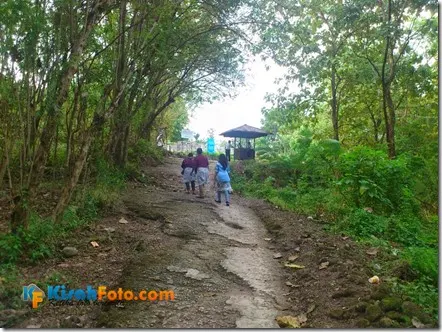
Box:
219 124 269 139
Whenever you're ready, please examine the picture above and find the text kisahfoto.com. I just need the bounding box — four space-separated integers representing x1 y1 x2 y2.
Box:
22 284 175 309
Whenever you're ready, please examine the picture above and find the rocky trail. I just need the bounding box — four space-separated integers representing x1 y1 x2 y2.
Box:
14 157 434 328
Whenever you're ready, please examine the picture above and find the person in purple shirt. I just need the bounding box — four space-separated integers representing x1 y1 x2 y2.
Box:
181 153 196 194
194 148 209 198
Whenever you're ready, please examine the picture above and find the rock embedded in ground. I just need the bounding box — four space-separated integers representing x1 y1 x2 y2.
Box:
385 311 408 323
307 304 316 314
365 304 382 322
402 301 432 324
273 253 283 259
62 246 78 257
166 265 187 273
370 283 390 300
60 316 82 328
380 296 402 312
356 318 370 328
184 268 210 280
26 324 42 328
287 255 298 262
379 317 399 328
329 308 345 320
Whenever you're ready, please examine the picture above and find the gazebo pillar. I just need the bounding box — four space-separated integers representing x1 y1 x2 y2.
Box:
233 137 236 160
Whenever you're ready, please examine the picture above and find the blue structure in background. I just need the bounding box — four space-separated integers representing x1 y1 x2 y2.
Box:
207 137 215 153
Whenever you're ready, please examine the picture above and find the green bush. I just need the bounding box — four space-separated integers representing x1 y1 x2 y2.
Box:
337 208 389 239
0 157 126 265
386 213 423 247
0 264 23 311
90 157 126 207
397 277 438 320
128 139 164 163
336 147 414 213
231 133 438 321
402 247 438 284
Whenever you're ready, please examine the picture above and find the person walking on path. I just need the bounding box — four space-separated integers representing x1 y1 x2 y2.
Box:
214 154 232 206
194 148 209 198
181 153 196 194
225 140 231 161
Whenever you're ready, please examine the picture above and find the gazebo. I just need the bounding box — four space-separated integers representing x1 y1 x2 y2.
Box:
220 124 269 160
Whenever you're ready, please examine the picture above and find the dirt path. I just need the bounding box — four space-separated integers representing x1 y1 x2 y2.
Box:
95 157 290 328
14 156 434 328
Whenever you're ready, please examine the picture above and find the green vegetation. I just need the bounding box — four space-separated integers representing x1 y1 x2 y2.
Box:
231 131 438 318
229 0 438 320
0 156 129 265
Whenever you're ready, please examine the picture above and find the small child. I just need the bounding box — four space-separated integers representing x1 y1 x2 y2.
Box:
214 153 232 206
181 153 196 194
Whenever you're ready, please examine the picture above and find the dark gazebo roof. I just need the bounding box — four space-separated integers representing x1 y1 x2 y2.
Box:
219 124 269 139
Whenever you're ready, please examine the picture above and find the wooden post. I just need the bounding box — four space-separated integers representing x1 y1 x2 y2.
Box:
233 137 236 160
253 138 256 159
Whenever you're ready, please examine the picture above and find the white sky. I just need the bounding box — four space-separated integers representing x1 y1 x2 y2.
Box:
187 55 288 141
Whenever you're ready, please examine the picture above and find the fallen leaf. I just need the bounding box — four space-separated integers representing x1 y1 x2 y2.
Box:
411 317 425 328
284 263 305 269
307 304 316 314
276 316 301 328
342 236 349 240
118 217 129 224
285 281 294 287
319 261 329 270
288 255 299 262
104 227 115 233
307 216 314 220
364 207 373 213
90 241 99 248
264 238 272 241
294 247 301 252
366 248 378 256
273 253 283 259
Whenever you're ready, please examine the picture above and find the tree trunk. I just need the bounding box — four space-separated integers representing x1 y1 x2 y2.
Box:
66 83 82 169
27 0 109 198
53 126 96 222
109 123 127 167
380 0 396 159
12 0 110 231
0 139 10 190
331 61 339 141
384 84 396 158
108 0 128 167
53 85 127 221
140 96 176 139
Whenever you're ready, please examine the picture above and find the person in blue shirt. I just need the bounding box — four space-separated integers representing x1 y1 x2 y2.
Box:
214 154 232 206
